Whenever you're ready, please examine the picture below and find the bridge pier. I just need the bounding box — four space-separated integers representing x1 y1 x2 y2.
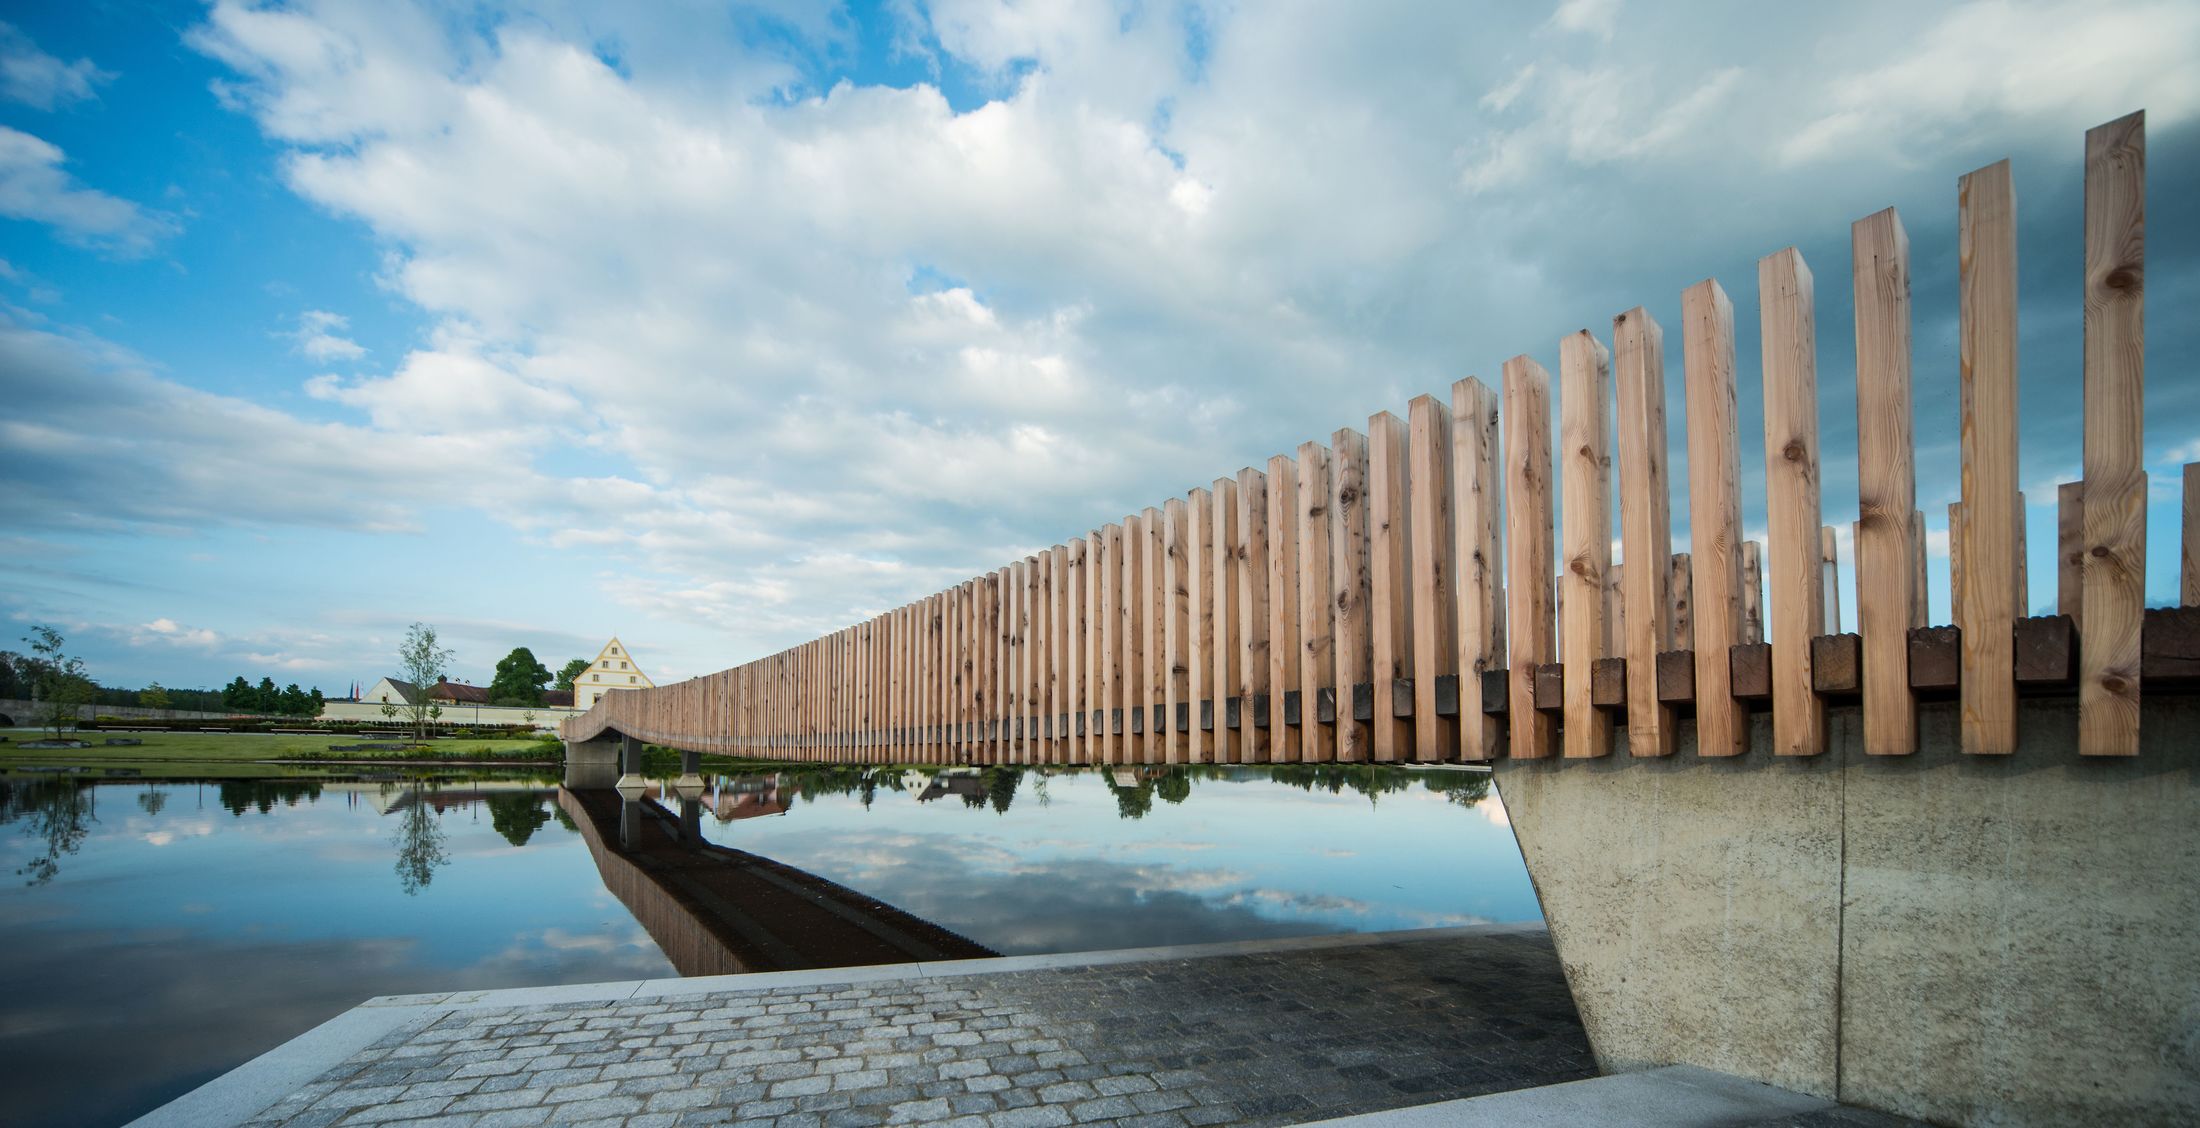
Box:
563 732 621 790
616 735 646 792
675 748 705 795
1494 695 2200 1127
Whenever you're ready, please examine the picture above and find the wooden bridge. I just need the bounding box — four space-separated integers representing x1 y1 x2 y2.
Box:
554 111 2200 1127
564 110 2193 769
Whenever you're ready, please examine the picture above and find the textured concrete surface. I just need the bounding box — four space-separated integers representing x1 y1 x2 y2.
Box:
1298 1064 1914 1126
1498 694 2200 1127
203 928 1597 1127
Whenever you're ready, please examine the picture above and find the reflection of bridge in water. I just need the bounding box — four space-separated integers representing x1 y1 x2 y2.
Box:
558 786 995 977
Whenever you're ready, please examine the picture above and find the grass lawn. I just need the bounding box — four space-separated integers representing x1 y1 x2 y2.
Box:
0 730 556 775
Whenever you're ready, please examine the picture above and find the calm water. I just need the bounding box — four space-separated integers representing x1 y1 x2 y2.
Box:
0 763 1535 1128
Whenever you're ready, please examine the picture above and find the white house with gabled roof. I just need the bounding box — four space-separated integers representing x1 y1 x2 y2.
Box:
573 637 655 711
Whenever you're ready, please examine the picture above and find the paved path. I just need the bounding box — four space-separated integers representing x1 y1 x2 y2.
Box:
218 926 1592 1127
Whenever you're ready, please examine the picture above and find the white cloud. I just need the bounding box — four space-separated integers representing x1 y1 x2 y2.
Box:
1547 0 1623 42
0 127 174 254
1779 0 2200 166
291 309 365 361
0 22 108 110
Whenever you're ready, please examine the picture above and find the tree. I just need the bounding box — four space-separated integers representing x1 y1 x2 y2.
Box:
392 787 450 895
222 676 253 711
395 623 454 742
255 677 278 712
488 647 553 706
279 683 309 716
21 627 93 738
557 657 590 689
139 682 172 711
486 792 551 847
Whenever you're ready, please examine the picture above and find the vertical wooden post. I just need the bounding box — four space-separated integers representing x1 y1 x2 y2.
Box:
1761 246 1826 757
1742 541 1764 645
2015 491 2029 619
1669 553 1694 650
1369 412 1413 762
1561 330 1614 759
2080 110 2145 758
1182 488 1211 763
1820 526 1842 635
1959 159 2020 755
1911 510 1930 629
1614 309 1674 757
1949 503 1967 633
1451 378 1504 761
1853 202 1919 746
2185 464 2199 606
1409 394 1457 761
1099 522 1124 764
1298 442 1336 762
1504 355 1558 760
1141 505 1166 763
1268 453 1303 762
1238 466 1270 763
1684 279 1749 757
1331 427 1373 762
1212 477 1241 763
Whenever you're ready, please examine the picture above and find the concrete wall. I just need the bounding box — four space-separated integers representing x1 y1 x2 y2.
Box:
319 701 580 727
1496 696 2200 1127
0 699 279 724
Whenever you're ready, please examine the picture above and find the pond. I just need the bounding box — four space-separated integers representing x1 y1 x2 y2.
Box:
0 762 1537 1128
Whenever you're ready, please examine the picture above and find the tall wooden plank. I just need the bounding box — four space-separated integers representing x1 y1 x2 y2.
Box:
1164 496 1192 763
1099 523 1124 764
1504 355 1558 760
1853 204 1919 755
1409 395 1458 761
1267 454 1303 762
1187 489 1213 763
2080 110 2145 757
1683 279 1749 757
1211 477 1241 763
1451 378 1503 761
1614 308 1675 757
2185 465 2199 605
1122 514 1146 762
1910 511 1929 629
1142 505 1167 764
1067 540 1084 763
1959 160 2020 755
1761 246 1827 757
1560 330 1615 759
1821 526 1842 634
1331 428 1373 762
1949 502 1968 633
1368 412 1413 762
1742 541 1764 645
1669 553 1694 649
1238 467 1271 763
1297 442 1336 762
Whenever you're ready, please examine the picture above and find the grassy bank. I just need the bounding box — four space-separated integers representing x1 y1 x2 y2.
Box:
0 730 559 775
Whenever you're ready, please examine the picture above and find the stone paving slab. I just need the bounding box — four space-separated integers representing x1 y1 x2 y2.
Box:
217 926 1594 1127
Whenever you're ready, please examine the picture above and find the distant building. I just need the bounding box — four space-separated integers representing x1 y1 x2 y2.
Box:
573 637 656 711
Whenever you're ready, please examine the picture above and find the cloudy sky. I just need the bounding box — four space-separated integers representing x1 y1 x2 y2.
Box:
0 0 2194 694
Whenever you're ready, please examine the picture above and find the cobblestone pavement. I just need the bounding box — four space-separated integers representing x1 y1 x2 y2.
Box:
240 930 1593 1127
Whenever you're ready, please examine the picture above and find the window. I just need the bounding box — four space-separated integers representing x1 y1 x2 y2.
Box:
619 661 627 669
610 647 619 655
628 675 637 683
592 673 601 682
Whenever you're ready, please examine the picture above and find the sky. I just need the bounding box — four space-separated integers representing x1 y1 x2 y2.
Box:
0 0 2195 694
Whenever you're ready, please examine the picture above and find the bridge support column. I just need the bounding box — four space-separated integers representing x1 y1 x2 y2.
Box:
563 732 620 790
1494 696 2200 1127
615 735 646 792
674 748 705 795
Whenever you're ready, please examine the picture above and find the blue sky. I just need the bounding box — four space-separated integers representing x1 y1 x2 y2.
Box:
0 0 2194 694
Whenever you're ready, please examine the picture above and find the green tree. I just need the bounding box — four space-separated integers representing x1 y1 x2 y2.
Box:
984 767 1022 815
221 676 252 711
280 683 309 715
139 682 172 711
557 657 589 688
21 627 93 738
488 647 553 706
254 677 278 712
486 792 551 847
396 623 454 741
1155 768 1192 805
393 788 450 895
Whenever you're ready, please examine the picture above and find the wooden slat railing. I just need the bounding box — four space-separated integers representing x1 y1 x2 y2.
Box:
567 111 2195 765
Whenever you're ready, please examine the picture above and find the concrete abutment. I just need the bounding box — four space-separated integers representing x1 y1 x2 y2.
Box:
1496 695 2200 1127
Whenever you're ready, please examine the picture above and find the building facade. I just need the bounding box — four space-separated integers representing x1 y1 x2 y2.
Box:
573 637 655 711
